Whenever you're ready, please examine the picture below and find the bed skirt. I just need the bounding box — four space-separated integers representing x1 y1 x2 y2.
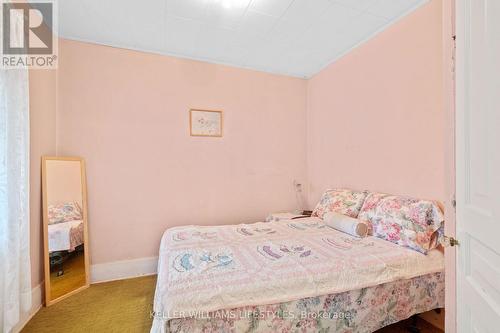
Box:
152 271 444 333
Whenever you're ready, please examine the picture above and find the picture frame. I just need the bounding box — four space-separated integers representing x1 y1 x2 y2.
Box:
189 109 223 137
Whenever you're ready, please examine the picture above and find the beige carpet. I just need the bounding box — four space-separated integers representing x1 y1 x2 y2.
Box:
22 274 441 333
22 275 156 333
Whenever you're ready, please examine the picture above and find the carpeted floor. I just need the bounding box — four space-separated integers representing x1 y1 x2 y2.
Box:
22 275 156 333
22 275 442 333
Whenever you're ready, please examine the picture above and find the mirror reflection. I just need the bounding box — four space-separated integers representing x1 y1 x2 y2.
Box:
43 157 89 305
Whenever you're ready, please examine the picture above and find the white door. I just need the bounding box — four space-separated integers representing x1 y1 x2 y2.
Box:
456 0 500 332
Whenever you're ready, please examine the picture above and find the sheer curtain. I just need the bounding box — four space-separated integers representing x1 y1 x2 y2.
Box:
0 9 32 333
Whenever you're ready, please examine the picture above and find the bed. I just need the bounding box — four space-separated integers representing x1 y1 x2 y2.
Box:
48 219 84 252
151 217 444 333
47 201 84 253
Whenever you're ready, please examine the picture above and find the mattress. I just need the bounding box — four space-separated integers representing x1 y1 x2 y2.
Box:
48 220 84 252
151 217 444 332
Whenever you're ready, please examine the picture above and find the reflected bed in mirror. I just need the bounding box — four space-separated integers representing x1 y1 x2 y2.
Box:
42 157 90 306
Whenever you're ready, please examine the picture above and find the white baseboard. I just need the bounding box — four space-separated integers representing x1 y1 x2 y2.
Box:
90 256 158 283
12 283 43 333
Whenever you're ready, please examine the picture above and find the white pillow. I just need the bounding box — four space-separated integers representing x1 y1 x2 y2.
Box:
323 212 369 238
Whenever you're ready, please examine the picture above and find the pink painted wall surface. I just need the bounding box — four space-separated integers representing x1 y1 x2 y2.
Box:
307 0 455 328
307 0 446 206
307 0 456 326
56 39 307 264
29 69 57 287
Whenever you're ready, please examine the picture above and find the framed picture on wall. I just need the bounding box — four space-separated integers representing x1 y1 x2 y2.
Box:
189 109 223 137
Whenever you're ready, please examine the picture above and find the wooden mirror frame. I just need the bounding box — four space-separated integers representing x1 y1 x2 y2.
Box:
41 156 90 306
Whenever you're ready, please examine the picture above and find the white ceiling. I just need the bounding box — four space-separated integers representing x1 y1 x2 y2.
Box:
58 0 428 78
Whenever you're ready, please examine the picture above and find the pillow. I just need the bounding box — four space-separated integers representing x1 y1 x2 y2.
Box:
48 201 83 224
312 189 368 219
323 212 369 238
358 192 389 224
363 194 444 254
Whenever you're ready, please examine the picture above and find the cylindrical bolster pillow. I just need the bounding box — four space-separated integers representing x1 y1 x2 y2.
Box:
323 212 369 238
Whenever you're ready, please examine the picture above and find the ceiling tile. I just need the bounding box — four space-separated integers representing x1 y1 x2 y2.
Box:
349 12 388 36
308 3 362 44
272 50 310 77
194 24 236 60
267 19 310 45
282 0 332 23
76 0 166 51
229 29 266 50
249 0 294 18
238 10 277 36
330 0 377 11
59 1 101 40
59 0 428 78
204 0 251 29
218 44 250 65
322 13 388 59
165 17 202 55
166 0 209 21
365 0 425 19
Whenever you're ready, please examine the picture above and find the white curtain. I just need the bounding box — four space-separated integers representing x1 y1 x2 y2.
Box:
0 8 32 332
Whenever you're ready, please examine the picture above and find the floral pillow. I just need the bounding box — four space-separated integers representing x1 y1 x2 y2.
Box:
311 189 368 219
358 192 390 227
48 202 83 224
362 194 444 254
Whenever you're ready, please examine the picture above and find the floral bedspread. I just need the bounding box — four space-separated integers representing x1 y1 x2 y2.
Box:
167 272 444 333
48 220 84 252
151 218 444 332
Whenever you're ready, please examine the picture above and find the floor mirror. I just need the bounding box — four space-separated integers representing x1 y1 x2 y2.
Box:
42 156 90 306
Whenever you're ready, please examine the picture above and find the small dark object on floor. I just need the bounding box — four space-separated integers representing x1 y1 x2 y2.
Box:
407 315 421 333
376 316 443 333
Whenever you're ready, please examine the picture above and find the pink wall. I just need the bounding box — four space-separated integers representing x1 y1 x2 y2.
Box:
56 39 307 264
29 69 57 287
307 0 446 205
307 2 455 328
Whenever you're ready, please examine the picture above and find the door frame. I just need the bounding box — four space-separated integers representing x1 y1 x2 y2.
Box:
443 0 457 332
